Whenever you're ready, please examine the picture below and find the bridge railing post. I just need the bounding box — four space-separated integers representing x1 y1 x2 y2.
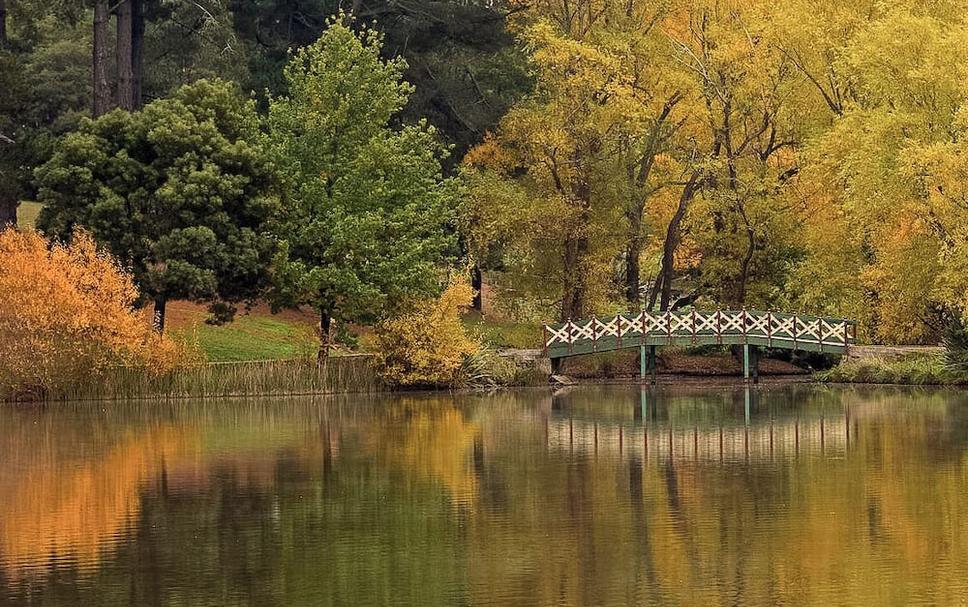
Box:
767 310 773 348
742 307 748 343
591 315 598 352
567 318 574 355
691 307 697 345
639 310 646 347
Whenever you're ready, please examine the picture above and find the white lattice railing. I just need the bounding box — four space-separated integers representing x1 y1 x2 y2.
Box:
543 309 856 354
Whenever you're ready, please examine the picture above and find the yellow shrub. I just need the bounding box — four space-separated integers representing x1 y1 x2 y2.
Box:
376 278 480 387
0 229 187 398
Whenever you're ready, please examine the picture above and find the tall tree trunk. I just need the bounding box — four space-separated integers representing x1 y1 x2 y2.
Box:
471 265 483 312
735 205 755 306
153 297 167 333
93 0 113 116
651 171 701 311
115 0 134 110
623 92 681 310
131 0 144 109
318 309 333 361
624 226 642 306
561 196 591 322
0 0 8 49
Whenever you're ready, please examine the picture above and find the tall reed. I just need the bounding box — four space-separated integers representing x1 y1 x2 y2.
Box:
21 356 383 402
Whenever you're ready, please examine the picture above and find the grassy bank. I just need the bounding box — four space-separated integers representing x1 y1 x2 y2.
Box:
168 302 319 362
818 353 968 386
16 201 43 229
12 357 382 403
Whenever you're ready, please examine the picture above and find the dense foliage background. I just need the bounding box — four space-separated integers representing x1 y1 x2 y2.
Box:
3 0 968 346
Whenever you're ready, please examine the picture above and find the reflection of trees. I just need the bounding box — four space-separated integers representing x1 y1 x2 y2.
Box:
0 427 193 581
460 386 968 606
1 388 966 606
361 398 482 504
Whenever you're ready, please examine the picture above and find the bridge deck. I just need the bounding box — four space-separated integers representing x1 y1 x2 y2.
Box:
543 309 856 359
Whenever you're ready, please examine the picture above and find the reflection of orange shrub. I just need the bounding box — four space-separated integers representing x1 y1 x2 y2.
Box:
0 428 193 580
0 229 186 398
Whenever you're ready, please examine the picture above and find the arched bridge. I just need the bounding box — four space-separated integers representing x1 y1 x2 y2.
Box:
543 309 857 382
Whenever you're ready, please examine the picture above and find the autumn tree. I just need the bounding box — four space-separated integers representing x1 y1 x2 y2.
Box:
464 7 655 321
783 2 968 342
653 1 814 310
267 19 457 357
0 228 183 399
36 79 279 332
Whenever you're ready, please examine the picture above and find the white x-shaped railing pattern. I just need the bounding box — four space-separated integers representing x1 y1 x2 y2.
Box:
544 310 855 350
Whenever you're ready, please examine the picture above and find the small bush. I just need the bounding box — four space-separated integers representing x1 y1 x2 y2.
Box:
0 229 188 399
376 278 480 387
943 315 968 372
454 348 518 390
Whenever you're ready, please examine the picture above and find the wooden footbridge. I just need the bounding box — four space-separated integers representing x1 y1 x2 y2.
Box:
543 309 857 382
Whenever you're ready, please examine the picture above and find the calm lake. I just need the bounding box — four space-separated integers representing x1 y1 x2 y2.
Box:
1 385 966 606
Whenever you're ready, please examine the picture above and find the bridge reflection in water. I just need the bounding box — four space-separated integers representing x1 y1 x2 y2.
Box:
544 387 851 463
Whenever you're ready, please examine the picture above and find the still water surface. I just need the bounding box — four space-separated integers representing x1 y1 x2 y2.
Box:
0 385 966 606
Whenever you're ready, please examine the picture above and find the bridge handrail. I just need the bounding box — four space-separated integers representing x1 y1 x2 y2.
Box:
543 309 857 352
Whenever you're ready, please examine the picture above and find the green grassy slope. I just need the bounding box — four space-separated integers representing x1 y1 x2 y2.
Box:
17 202 43 229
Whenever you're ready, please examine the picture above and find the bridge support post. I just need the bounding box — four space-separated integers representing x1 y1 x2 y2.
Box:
639 345 646 381
639 346 657 384
551 357 562 375
752 347 760 384
743 344 750 381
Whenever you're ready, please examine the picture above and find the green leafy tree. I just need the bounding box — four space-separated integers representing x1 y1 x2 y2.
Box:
267 19 457 357
36 78 279 331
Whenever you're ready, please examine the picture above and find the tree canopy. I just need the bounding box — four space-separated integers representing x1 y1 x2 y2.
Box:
36 79 279 330
266 20 457 355
4 0 968 344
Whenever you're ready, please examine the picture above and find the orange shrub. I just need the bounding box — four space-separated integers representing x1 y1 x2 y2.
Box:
0 229 186 399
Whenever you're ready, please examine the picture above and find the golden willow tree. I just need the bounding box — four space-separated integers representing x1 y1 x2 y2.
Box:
463 0 692 322
464 0 968 343
778 0 968 343
463 0 815 320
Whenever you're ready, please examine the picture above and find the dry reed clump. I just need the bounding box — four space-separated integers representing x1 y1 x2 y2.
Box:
44 356 382 402
0 229 187 400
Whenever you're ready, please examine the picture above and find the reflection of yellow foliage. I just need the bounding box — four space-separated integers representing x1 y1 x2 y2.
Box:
0 428 193 580
366 401 481 502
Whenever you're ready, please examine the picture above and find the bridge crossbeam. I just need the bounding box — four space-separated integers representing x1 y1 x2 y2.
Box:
543 309 856 358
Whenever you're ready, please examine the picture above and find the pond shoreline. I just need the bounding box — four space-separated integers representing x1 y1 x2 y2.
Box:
6 352 966 404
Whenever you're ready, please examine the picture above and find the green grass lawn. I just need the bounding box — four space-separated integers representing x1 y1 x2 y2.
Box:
462 312 543 350
172 314 318 362
17 201 43 229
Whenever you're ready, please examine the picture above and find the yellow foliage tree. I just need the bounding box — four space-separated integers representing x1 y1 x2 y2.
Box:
375 278 480 387
0 229 185 398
